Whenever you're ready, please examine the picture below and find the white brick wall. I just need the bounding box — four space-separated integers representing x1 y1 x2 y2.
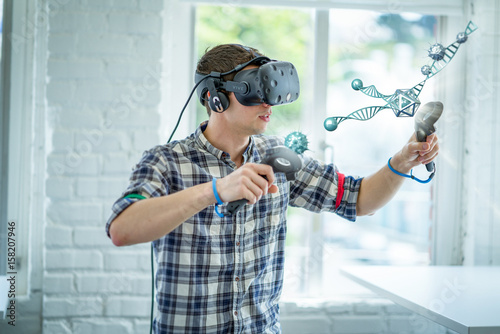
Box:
42 0 164 332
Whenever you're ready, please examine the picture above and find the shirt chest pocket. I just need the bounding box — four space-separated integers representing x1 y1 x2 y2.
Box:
249 176 288 239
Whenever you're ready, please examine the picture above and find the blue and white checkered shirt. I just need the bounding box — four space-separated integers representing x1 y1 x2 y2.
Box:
106 122 361 333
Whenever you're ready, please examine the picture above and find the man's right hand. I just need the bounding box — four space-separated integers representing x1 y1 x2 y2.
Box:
215 163 279 205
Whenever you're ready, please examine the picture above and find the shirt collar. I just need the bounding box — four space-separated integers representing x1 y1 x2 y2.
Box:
195 121 256 165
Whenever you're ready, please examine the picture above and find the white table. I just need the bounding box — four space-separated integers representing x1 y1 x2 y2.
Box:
340 266 500 334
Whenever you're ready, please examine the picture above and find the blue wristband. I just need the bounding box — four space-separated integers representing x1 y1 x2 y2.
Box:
212 178 224 218
387 157 434 184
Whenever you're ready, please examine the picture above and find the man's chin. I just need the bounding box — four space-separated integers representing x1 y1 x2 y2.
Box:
253 127 267 135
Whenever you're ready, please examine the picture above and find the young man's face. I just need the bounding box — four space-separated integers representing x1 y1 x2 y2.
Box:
223 65 272 136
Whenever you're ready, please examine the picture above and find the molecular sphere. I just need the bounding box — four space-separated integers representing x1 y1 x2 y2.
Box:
324 118 338 132
351 79 363 91
428 43 446 61
285 131 309 154
456 32 468 44
421 65 432 76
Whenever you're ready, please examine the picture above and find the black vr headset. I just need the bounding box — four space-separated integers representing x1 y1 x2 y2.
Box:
195 55 300 113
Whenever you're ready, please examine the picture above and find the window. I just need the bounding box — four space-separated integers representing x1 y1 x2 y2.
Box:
193 4 440 298
321 10 437 296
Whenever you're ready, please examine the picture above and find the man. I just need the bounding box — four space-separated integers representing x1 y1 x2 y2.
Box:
106 44 439 333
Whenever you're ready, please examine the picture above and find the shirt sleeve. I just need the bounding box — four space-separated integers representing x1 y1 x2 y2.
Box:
105 148 170 238
288 154 362 222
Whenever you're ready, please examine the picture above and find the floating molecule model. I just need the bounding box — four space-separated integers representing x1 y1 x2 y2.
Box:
427 43 446 61
421 65 432 76
324 21 478 132
285 131 309 154
456 32 468 44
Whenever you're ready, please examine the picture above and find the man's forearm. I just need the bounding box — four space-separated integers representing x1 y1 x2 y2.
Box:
355 133 439 216
109 182 215 246
356 153 410 216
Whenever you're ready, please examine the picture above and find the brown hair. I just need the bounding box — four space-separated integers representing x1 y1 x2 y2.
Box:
196 44 264 116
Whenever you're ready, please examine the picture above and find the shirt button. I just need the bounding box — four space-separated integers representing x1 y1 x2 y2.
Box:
235 277 239 282
236 242 240 246
234 311 238 316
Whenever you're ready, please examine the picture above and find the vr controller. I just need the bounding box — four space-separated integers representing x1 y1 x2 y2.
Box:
226 146 302 215
414 101 443 172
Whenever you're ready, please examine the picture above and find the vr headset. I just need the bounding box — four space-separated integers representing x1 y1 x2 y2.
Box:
195 55 300 112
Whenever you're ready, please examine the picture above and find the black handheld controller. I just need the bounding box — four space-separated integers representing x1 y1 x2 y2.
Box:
414 101 443 172
226 146 302 215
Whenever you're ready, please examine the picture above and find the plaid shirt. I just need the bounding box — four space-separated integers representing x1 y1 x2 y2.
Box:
106 122 361 333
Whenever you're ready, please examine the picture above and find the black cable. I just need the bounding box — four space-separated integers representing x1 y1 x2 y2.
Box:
150 73 211 334
167 74 211 143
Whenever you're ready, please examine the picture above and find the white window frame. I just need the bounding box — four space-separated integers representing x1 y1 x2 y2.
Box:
431 16 469 265
160 1 197 143
0 0 46 298
180 0 463 16
1 0 8 277
167 0 468 289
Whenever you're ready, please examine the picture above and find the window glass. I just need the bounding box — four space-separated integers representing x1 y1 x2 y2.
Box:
322 10 437 296
195 5 313 136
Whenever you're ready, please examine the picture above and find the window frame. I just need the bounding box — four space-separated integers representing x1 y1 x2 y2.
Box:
1 0 8 278
431 16 469 265
0 0 46 297
180 0 464 16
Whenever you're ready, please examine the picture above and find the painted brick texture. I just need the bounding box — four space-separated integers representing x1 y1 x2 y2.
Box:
43 0 163 333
